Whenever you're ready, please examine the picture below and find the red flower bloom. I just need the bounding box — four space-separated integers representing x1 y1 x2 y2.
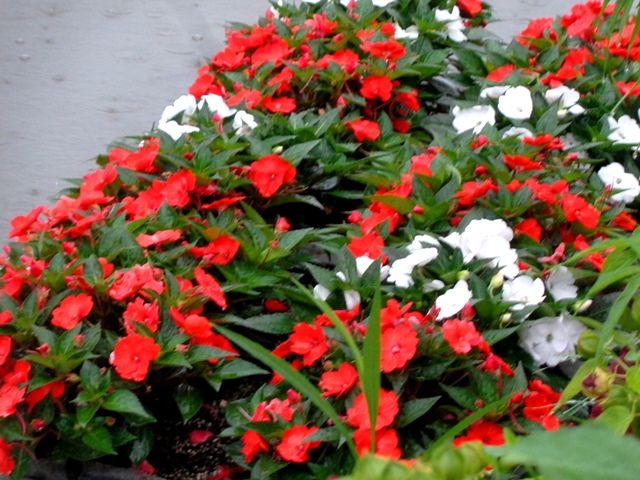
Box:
275 425 320 463
486 64 514 82
360 39 406 61
189 235 241 266
170 308 212 338
481 353 515 377
360 75 394 102
454 180 498 207
453 421 505 447
194 267 227 310
0 336 11 366
0 438 14 475
560 193 600 229
523 380 561 430
346 119 381 142
617 81 640 97
517 18 556 46
288 323 329 367
263 96 297 114
123 298 160 335
353 428 401 459
164 170 197 209
348 231 386 261
611 211 637 231
136 229 181 248
248 154 297 198
108 265 164 302
503 154 543 172
514 218 542 243
319 362 358 397
24 380 65 413
9 205 47 239
51 293 94 330
108 138 159 173
0 384 26 417
109 334 160 382
251 38 292 68
316 49 361 73
189 430 214 445
380 324 419 373
441 319 483 355
458 0 483 17
347 389 399 431
241 430 269 463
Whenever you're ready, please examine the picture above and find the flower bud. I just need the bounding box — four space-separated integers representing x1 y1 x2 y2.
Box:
582 368 610 398
500 313 512 325
572 299 592 314
457 270 470 281
489 273 504 290
577 330 599 358
272 146 283 154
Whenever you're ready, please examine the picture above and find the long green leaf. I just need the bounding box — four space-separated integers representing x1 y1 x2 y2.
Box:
214 324 357 457
361 266 382 451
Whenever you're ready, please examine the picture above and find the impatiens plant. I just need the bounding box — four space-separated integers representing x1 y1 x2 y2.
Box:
1 0 640 478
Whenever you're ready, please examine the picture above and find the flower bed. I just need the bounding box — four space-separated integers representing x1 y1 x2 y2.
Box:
1 0 640 479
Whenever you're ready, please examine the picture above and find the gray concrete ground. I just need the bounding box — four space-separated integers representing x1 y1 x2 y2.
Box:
0 0 578 239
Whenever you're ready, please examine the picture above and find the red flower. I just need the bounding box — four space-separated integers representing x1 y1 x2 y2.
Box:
263 96 297 114
360 40 406 61
25 380 65 413
0 384 26 417
319 363 358 397
481 353 515 377
251 38 292 68
170 308 212 338
346 119 381 142
164 170 197 209
9 205 47 238
453 421 505 447
189 235 241 266
380 324 419 373
194 267 227 310
348 231 386 261
109 334 160 382
523 380 561 430
353 428 401 459
454 180 498 207
0 337 11 367
275 425 320 463
617 81 640 97
288 323 329 367
51 293 94 330
0 437 14 475
517 18 555 45
108 265 164 302
503 154 543 172
108 138 159 173
264 298 289 312
248 154 297 198
346 389 399 431
316 49 360 73
441 319 483 355
189 430 214 445
123 298 159 335
0 312 13 327
611 211 637 231
409 149 439 176
136 229 181 248
514 218 542 243
486 64 514 82
560 193 600 229
458 0 483 17
360 75 393 102
241 430 269 463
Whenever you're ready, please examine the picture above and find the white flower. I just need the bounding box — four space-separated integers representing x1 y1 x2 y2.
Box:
434 7 467 42
395 24 419 40
302 0 323 3
498 86 533 120
387 248 439 289
502 126 534 140
158 121 200 141
436 280 472 320
544 86 584 117
198 94 236 118
407 234 440 252
233 111 258 135
159 94 198 125
546 266 578 301
313 283 331 301
452 105 496 134
480 85 509 99
340 0 395 6
519 314 585 366
343 289 361 310
597 162 640 204
424 279 445 292
355 255 390 279
502 276 545 311
608 115 640 145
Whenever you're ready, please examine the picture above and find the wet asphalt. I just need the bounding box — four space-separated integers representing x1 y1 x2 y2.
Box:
0 0 578 239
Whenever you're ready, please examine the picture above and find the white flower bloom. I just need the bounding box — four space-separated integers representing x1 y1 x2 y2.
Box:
198 94 236 118
344 289 361 310
313 283 331 301
480 85 509 99
544 86 584 117
608 115 640 145
519 314 585 366
355 255 390 279
546 266 578 301
407 234 440 252
302 0 323 3
436 280 472 320
597 162 640 204
159 94 198 125
387 248 439 289
502 276 545 311
498 86 533 120
158 121 200 141
233 111 258 135
340 0 395 6
394 24 419 40
452 105 496 134
502 126 534 140
424 279 445 292
434 7 467 42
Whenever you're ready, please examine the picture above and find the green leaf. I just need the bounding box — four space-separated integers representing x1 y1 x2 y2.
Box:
626 365 640 395
174 385 203 423
214 324 356 457
102 390 155 423
82 426 116 455
282 140 321 165
396 397 440 428
596 276 640 361
217 358 269 380
187 345 236 364
223 313 294 334
594 405 634 435
77 404 100 428
558 358 597 405
492 423 640 480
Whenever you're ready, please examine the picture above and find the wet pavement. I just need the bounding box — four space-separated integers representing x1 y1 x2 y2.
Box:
0 0 578 239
